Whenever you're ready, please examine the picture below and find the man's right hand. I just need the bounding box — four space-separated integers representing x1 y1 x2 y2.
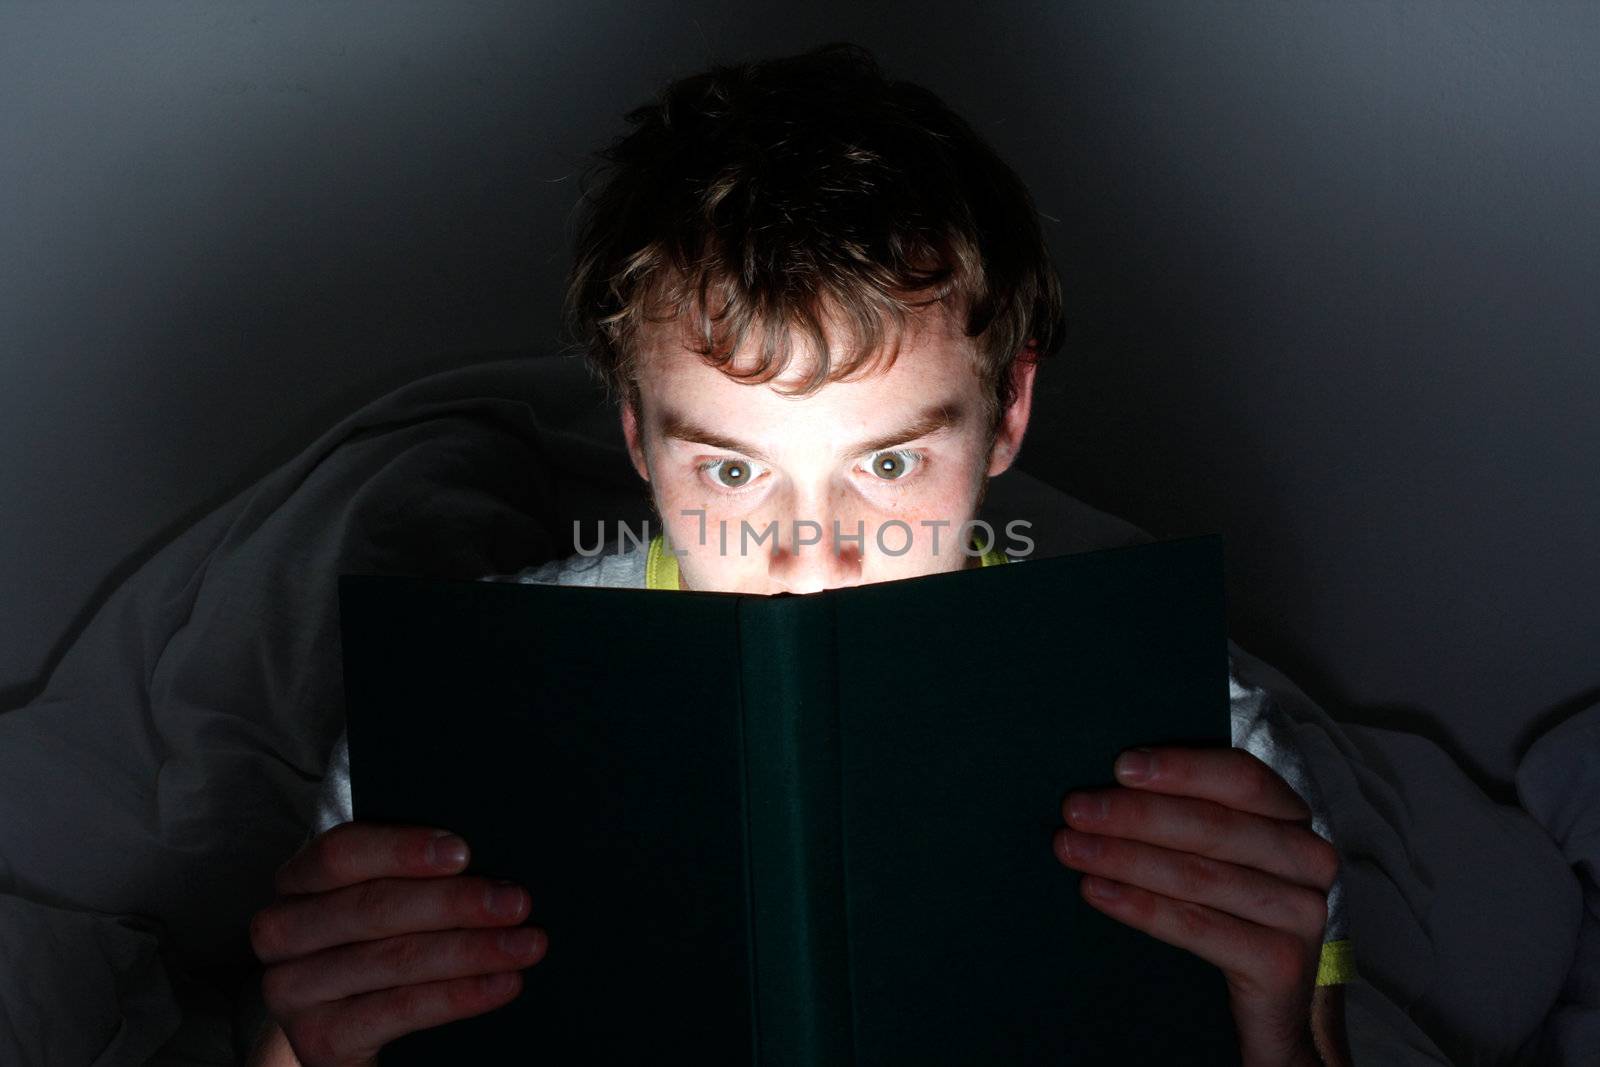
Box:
248 822 548 1067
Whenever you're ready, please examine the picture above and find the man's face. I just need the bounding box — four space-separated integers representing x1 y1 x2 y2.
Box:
620 303 1036 594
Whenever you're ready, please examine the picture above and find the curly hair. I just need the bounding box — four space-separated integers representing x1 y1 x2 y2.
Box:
561 41 1064 440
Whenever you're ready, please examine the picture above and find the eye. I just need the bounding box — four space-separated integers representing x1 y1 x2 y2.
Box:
863 448 922 483
697 457 768 492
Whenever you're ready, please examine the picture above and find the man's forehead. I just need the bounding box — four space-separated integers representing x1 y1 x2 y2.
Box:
632 300 973 391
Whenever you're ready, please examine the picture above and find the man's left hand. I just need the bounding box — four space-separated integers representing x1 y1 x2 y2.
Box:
1054 745 1339 1067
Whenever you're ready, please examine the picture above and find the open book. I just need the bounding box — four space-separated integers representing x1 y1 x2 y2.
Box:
339 534 1241 1064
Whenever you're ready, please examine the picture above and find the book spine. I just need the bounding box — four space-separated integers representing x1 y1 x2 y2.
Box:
737 594 856 1066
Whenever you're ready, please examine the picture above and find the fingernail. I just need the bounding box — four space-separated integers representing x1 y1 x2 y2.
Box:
1114 748 1152 784
1067 791 1108 823
1057 828 1101 862
427 834 469 870
499 927 544 958
1086 876 1122 900
487 883 528 919
482 971 519 996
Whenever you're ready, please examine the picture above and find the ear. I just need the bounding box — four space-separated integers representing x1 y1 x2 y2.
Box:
620 397 651 482
986 344 1039 477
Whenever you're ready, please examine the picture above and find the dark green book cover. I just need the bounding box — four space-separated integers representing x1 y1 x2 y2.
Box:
339 534 1241 1065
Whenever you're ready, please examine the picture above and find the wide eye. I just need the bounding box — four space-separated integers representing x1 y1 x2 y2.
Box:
864 448 920 481
699 457 767 491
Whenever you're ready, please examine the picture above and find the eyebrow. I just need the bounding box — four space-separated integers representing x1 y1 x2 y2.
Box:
656 398 969 463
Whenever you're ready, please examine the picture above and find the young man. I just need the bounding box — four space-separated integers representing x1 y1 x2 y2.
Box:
248 43 1352 1066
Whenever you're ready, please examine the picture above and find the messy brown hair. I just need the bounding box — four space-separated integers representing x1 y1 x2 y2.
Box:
561 41 1065 441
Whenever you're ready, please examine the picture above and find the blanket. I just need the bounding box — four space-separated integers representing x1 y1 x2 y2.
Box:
1 351 1591 1065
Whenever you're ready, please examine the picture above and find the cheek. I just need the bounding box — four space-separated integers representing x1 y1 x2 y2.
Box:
647 474 750 565
880 453 985 515
859 469 987 554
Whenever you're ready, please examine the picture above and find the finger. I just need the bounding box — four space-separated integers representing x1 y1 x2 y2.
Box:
262 925 548 1016
1077 875 1317 998
1053 828 1329 940
1110 746 1313 822
1061 788 1340 892
276 823 471 897
251 876 531 966
288 970 524 1065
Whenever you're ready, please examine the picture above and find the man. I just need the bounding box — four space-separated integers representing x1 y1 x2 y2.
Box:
248 42 1352 1066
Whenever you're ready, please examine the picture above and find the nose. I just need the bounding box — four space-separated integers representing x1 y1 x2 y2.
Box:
765 506 865 594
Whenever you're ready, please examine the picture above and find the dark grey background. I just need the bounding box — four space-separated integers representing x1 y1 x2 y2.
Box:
3 3 1595 800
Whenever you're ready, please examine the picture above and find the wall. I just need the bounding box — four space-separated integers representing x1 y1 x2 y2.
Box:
3 2 1595 793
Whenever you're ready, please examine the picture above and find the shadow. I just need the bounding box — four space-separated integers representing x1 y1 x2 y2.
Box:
1222 617 1598 808
1336 700 1521 807
1 7 646 714
0 343 548 716
1511 684 1600 769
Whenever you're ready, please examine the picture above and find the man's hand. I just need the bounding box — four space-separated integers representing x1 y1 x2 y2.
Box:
1053 746 1340 1067
249 822 548 1067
